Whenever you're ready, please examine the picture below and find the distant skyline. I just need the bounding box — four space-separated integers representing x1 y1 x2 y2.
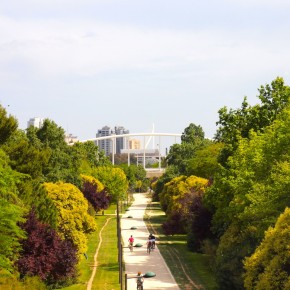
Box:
1 0 290 145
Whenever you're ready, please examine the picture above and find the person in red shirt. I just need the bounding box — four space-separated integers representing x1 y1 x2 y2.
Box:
128 235 134 251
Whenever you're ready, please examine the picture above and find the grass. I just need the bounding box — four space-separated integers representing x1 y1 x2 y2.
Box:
59 204 120 290
145 200 218 290
90 215 119 290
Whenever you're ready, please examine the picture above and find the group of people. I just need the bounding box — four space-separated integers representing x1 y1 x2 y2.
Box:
128 233 156 250
147 233 156 250
127 233 157 288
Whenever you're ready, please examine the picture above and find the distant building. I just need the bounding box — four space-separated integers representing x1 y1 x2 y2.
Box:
96 126 114 156
115 126 129 154
95 125 129 156
65 133 79 144
27 117 44 129
129 138 141 150
121 148 160 165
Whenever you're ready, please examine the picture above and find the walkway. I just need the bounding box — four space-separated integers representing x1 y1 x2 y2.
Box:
121 192 180 290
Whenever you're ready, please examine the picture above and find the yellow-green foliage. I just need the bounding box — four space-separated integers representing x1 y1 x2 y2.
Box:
80 174 105 191
0 271 46 290
136 180 142 190
244 207 290 289
160 175 208 215
92 166 128 200
43 182 97 254
151 180 157 191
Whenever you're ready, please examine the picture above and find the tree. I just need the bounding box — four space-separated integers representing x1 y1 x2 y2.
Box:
43 182 97 254
80 175 110 212
166 123 210 175
187 189 213 252
186 142 224 179
27 182 58 228
0 149 26 272
205 102 290 288
244 207 290 290
160 175 208 235
181 123 205 144
91 166 128 201
17 210 77 286
36 119 67 150
31 119 78 183
215 77 290 165
0 105 18 146
0 198 25 272
119 164 146 192
4 130 50 179
70 141 110 175
151 165 180 201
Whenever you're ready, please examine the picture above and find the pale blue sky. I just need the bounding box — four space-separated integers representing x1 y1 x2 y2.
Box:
1 0 290 150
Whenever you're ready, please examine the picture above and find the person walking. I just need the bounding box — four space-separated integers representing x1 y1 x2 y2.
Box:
136 271 144 289
128 235 134 252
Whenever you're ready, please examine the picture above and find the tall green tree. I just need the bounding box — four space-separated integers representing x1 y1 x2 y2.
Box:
0 198 26 272
70 141 110 175
4 130 50 180
118 164 146 191
0 105 18 146
91 166 128 201
186 142 224 179
215 77 290 165
166 123 210 175
244 207 290 290
151 165 180 201
29 119 79 184
0 149 26 272
206 102 290 289
181 123 205 144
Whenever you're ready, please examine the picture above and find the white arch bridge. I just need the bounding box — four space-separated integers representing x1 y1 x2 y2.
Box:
82 132 182 176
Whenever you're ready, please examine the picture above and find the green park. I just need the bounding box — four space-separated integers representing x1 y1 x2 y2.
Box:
1 77 290 289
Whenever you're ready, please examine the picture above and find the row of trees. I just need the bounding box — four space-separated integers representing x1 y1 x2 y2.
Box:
152 77 290 289
0 109 147 289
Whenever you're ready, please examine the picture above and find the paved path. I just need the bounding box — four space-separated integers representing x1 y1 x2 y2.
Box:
121 193 180 290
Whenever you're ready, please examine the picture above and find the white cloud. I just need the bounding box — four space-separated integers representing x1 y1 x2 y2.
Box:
1 14 289 82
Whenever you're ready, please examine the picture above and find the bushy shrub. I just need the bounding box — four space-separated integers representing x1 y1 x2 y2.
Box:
17 210 78 286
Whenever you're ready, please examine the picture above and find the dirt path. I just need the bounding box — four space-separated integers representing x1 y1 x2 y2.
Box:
121 193 180 290
86 217 112 290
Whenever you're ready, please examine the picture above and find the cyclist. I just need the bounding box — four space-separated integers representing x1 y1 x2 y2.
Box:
128 235 134 251
146 237 153 253
149 233 156 249
136 271 144 290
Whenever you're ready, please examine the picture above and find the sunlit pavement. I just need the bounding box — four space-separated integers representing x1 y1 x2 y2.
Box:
121 192 180 290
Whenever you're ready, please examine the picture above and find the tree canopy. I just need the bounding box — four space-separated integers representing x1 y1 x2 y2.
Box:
244 207 290 290
91 166 128 201
43 182 97 254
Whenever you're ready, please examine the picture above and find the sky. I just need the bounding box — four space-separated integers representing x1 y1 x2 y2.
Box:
1 0 290 152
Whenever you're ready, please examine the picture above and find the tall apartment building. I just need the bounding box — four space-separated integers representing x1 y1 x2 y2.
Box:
96 126 114 156
115 126 129 154
27 117 44 129
95 125 129 156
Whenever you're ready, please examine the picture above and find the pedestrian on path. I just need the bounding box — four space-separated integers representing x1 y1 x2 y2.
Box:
136 271 144 289
128 235 134 251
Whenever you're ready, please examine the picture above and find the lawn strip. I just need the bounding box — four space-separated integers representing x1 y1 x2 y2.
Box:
58 204 119 290
91 216 119 290
145 200 218 290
